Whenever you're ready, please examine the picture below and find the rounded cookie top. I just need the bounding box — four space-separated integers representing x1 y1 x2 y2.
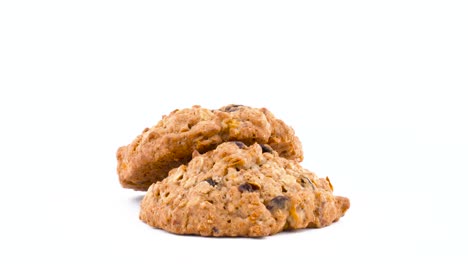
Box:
139 142 349 237
117 104 303 191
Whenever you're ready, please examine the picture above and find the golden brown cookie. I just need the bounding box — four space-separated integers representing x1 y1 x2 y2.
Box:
140 142 349 237
117 105 303 191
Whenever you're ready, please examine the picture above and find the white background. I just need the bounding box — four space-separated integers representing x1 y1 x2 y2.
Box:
1 1 467 263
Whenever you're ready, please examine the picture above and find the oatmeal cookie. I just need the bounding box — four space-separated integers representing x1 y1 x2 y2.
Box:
139 142 349 237
117 105 303 191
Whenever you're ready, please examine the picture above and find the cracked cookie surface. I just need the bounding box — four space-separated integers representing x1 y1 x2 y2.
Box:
140 142 349 237
117 105 303 191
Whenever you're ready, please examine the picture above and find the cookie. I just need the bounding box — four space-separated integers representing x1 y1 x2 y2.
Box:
139 142 349 237
117 105 303 191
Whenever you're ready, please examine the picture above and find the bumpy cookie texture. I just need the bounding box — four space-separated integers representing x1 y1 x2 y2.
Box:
117 105 303 191
139 142 350 237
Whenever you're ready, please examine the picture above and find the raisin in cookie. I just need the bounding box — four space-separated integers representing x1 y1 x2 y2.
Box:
140 142 349 237
117 105 303 191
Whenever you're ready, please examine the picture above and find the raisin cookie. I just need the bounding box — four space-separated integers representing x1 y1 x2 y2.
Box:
117 105 303 191
140 142 349 237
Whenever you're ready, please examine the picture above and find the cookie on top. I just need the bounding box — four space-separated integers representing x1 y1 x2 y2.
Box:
117 104 303 191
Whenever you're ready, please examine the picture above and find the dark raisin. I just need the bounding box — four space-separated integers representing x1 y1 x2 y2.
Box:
221 104 243 112
238 182 260 192
260 144 273 153
205 178 217 187
281 186 287 193
234 141 247 149
212 227 219 233
266 196 290 211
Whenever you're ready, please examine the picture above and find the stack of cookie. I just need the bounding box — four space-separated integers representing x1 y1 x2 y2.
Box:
117 105 349 237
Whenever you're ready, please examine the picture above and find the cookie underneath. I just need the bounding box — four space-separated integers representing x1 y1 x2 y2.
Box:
139 142 349 237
